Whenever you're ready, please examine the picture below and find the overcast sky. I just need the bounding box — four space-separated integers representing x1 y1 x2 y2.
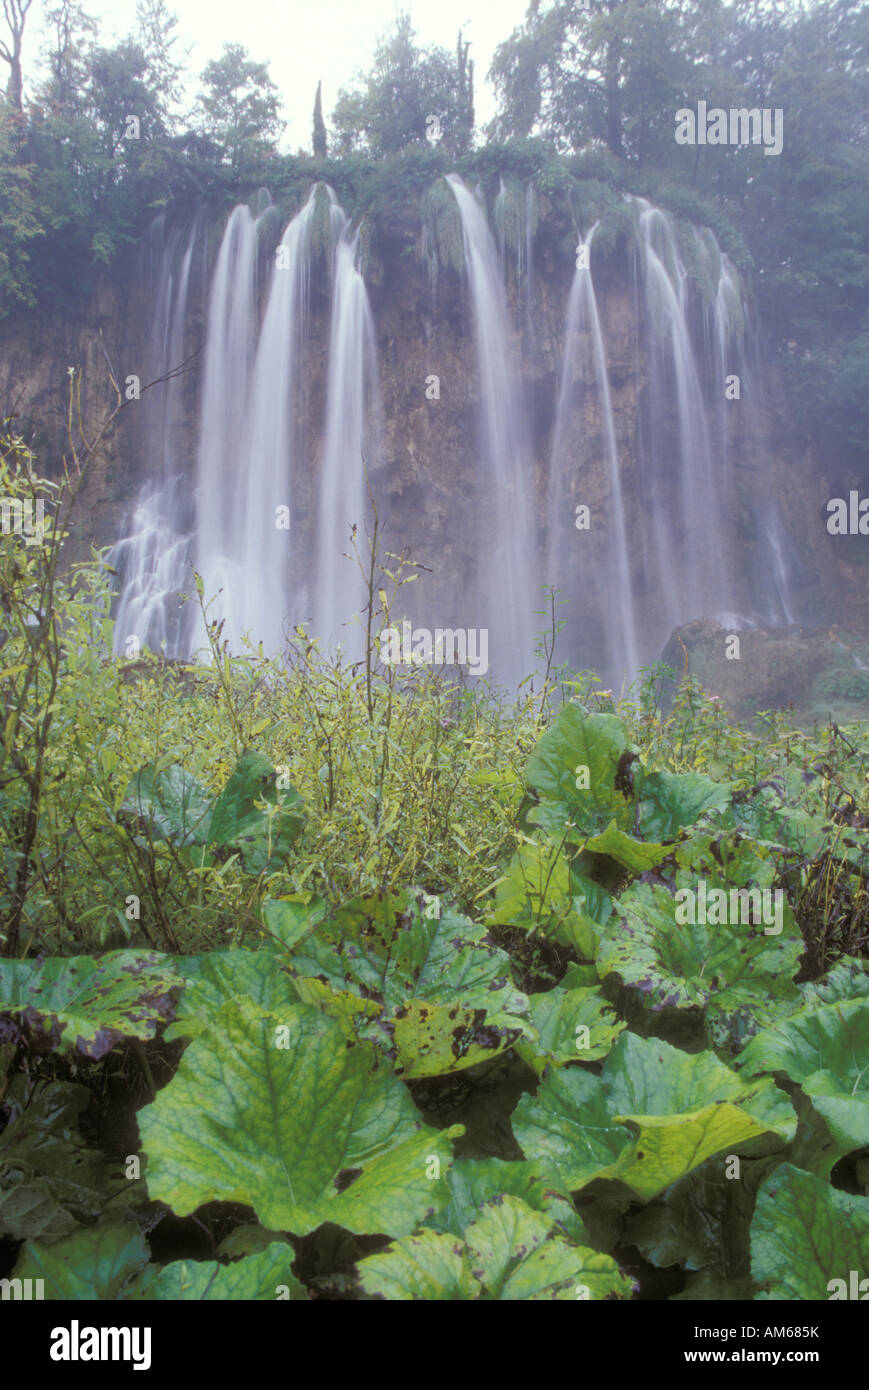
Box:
35 0 529 149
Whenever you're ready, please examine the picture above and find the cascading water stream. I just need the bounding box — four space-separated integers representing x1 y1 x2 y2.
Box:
194 204 264 651
108 182 798 684
194 192 317 655
636 200 734 638
548 222 639 682
110 217 198 656
311 194 381 660
446 174 535 685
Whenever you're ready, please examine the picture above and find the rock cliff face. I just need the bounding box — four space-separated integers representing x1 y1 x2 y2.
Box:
0 188 864 684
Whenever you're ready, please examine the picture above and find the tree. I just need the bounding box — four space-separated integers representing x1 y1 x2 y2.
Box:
489 0 704 162
331 13 475 157
135 0 186 131
196 42 282 178
40 0 98 112
0 101 41 309
312 78 327 157
0 0 36 112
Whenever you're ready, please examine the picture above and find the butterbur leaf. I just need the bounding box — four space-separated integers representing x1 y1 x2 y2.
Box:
751 1163 869 1300
624 1151 780 1277
261 895 328 953
120 764 212 846
138 996 462 1237
164 949 296 1042
603 1033 795 1200
201 751 305 872
513 1032 794 1202
525 706 633 838
512 1066 636 1191
463 1193 571 1297
13 1220 150 1299
356 1230 480 1300
638 770 732 842
357 1196 633 1301
737 997 869 1172
597 882 802 1051
498 1242 633 1301
0 951 179 1058
121 754 304 872
486 840 570 929
425 1156 589 1245
124 1243 306 1300
285 890 533 1077
0 1079 119 1241
800 957 869 1009
516 985 626 1073
582 819 668 871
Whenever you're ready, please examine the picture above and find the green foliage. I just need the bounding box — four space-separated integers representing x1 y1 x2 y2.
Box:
0 455 867 1299
750 1163 869 1300
196 42 283 180
331 12 474 158
0 951 179 1057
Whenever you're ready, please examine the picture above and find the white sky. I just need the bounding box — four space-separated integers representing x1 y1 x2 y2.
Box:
33 0 530 149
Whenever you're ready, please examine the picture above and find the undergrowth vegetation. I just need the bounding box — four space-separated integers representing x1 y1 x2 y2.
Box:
1 438 867 1300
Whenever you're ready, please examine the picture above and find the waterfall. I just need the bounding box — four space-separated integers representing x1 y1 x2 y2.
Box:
110 216 199 657
548 223 639 683
446 174 536 685
194 203 266 652
635 200 735 643
311 194 381 660
194 193 317 656
716 277 802 629
108 181 798 685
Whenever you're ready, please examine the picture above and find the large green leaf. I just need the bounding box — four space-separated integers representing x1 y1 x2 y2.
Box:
800 957 869 1009
602 1034 794 1200
624 1152 780 1278
0 1079 120 1241
464 1194 632 1300
164 948 295 1042
13 1220 150 1299
582 820 668 871
261 895 329 953
524 706 633 839
425 1156 589 1245
356 1230 479 1300
638 770 733 842
597 882 802 1051
357 1196 633 1301
138 995 461 1237
737 998 869 1170
0 951 179 1058
512 1066 636 1191
121 754 304 872
120 764 212 846
513 1032 794 1201
200 751 305 872
751 1163 869 1300
486 840 570 930
124 1243 306 1300
285 890 534 1077
515 985 626 1073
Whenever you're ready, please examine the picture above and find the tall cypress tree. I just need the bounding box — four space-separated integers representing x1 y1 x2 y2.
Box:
312 79 327 157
